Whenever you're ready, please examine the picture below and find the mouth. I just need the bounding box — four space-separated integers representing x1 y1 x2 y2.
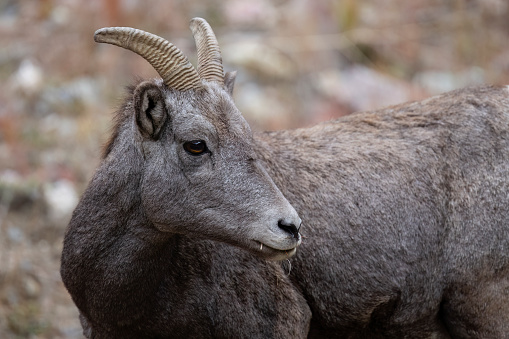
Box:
252 239 301 261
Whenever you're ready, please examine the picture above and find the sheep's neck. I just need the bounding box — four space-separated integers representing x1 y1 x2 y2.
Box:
61 154 175 327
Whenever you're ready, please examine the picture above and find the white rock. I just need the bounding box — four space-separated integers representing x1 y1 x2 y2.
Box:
11 58 43 93
43 180 79 220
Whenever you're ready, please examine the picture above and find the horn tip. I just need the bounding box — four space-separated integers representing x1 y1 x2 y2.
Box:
94 27 139 43
189 17 207 29
190 17 206 24
94 27 115 43
94 29 104 42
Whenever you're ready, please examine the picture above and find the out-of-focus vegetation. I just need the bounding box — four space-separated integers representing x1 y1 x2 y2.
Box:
1 0 508 337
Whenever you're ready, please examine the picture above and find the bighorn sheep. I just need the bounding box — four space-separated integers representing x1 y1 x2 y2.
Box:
61 18 509 338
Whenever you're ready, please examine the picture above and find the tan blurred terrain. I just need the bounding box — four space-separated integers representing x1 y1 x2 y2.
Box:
1 0 509 337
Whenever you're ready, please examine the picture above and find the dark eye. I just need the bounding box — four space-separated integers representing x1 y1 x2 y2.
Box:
183 140 208 156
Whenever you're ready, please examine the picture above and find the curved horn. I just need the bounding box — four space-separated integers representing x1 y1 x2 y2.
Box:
189 18 224 86
94 27 201 91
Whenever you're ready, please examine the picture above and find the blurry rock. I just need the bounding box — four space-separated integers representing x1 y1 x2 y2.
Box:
234 83 288 129
22 276 41 299
413 67 485 95
43 180 78 220
50 5 71 26
11 59 43 94
0 171 41 212
41 114 78 139
4 285 19 306
66 77 104 107
0 0 19 22
0 169 22 186
7 227 24 244
223 41 297 80
479 0 507 16
315 66 425 112
40 77 104 116
224 0 277 27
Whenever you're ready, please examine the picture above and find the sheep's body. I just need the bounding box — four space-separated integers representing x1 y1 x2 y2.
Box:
257 85 509 337
61 19 509 338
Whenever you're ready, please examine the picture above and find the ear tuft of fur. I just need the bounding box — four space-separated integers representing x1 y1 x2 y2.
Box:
224 71 237 97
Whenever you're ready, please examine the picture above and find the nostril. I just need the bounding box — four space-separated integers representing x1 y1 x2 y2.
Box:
278 219 300 239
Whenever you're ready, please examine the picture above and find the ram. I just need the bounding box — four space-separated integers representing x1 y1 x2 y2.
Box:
61 18 509 338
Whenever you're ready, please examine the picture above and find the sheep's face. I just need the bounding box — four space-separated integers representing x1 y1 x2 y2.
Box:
129 75 301 260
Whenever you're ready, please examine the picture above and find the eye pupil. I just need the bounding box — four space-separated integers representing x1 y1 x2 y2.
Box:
184 140 207 155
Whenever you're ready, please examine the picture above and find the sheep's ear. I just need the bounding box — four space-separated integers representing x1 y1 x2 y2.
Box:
133 81 167 140
224 71 237 96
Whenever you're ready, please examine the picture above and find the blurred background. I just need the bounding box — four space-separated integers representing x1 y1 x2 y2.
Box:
1 0 509 337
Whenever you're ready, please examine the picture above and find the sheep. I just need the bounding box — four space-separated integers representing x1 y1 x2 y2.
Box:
60 17 509 338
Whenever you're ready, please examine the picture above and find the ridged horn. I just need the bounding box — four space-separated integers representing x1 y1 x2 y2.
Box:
189 18 224 86
94 27 201 91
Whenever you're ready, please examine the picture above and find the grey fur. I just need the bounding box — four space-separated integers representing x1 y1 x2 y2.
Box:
61 31 509 339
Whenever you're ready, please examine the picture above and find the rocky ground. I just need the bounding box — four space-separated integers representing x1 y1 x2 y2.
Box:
1 0 509 337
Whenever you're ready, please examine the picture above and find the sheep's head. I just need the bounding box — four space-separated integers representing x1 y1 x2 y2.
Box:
95 18 301 260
